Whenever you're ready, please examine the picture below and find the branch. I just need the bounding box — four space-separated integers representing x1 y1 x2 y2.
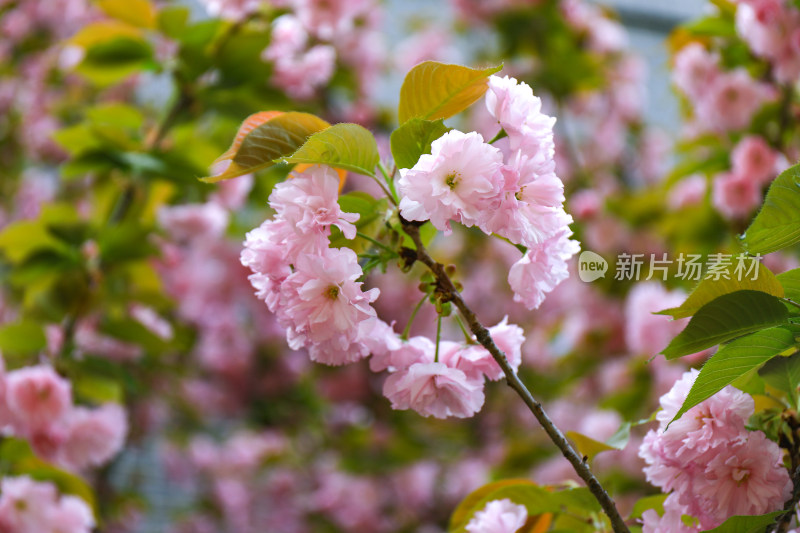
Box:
400 219 630 533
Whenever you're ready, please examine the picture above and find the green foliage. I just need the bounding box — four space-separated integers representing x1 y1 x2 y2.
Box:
759 351 800 398
700 511 783 533
283 123 381 177
741 163 800 255
658 262 783 319
668 328 798 425
777 268 800 303
662 290 789 359
397 61 502 124
448 479 599 533
390 118 451 170
566 422 631 462
0 321 47 360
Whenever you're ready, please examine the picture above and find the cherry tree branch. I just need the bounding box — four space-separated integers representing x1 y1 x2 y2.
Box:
400 218 630 533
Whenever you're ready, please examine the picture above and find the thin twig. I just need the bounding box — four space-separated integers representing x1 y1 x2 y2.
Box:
401 218 630 533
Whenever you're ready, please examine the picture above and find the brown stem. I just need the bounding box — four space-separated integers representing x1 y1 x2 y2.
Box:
400 219 630 533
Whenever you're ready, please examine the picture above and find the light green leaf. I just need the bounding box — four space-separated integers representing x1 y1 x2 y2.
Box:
0 321 47 358
629 494 667 520
389 118 450 170
202 111 330 183
662 290 789 359
777 268 800 303
669 328 796 424
741 163 800 254
700 511 783 533
283 123 380 177
759 351 800 397
98 0 156 28
658 262 784 319
398 61 502 123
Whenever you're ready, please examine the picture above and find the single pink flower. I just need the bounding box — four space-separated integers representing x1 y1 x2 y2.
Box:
508 230 580 310
383 361 485 419
465 498 528 533
398 130 503 234
5 366 72 430
712 170 762 219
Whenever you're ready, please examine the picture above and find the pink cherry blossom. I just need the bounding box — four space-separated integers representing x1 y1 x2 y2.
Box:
278 247 379 365
668 175 707 210
465 498 528 533
485 75 556 160
398 130 504 234
5 365 72 430
672 43 719 101
624 282 687 356
731 135 779 185
270 165 359 241
383 362 485 419
697 431 791 523
696 69 774 132
711 170 762 219
508 229 580 310
157 202 229 242
60 404 128 470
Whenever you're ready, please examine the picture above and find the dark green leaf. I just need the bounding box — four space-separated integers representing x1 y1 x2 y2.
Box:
662 291 789 359
658 262 784 319
669 328 797 424
760 351 800 397
700 511 783 533
741 163 800 254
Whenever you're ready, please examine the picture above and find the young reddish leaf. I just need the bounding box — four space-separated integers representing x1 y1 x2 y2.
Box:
201 111 330 183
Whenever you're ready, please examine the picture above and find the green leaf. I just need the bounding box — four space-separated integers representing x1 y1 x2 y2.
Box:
157 6 189 38
683 15 736 38
565 431 617 462
449 480 598 533
390 118 450 170
74 375 124 404
669 328 797 424
98 0 156 28
283 123 380 178
741 163 800 254
629 494 667 520
398 61 502 124
658 261 784 319
662 290 789 359
777 268 800 303
700 511 783 533
0 321 47 358
759 351 800 397
201 111 330 183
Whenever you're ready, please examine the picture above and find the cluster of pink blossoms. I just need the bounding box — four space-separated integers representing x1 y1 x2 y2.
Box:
712 134 786 219
241 164 530 418
241 165 379 366
258 0 384 102
673 43 775 133
376 317 525 418
0 363 127 472
398 75 579 310
736 0 800 84
0 476 94 533
638 370 791 531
